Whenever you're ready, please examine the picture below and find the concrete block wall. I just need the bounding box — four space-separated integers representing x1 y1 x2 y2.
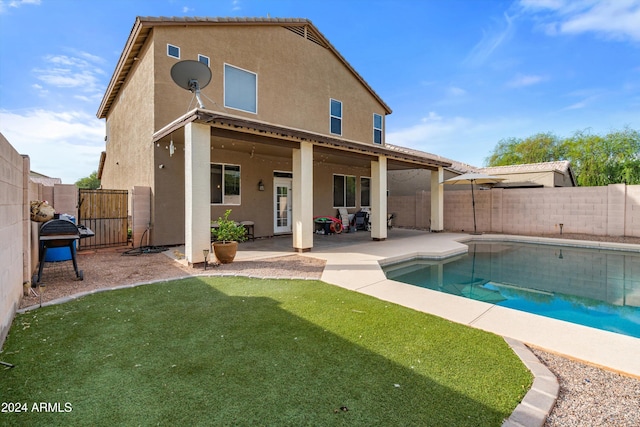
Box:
389 184 640 237
0 133 28 347
52 184 78 219
388 194 417 229
624 185 640 237
442 189 492 233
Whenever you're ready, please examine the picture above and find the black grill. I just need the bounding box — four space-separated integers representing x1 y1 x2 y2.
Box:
33 219 94 284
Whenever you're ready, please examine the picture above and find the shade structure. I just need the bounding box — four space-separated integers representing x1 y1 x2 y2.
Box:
444 173 505 234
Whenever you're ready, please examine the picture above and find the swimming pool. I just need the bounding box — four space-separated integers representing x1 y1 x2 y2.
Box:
383 241 640 338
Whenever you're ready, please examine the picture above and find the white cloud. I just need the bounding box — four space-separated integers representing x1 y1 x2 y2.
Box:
32 53 106 100
0 109 105 184
519 0 640 42
387 113 471 150
507 73 547 87
0 0 40 14
465 12 516 66
449 86 467 96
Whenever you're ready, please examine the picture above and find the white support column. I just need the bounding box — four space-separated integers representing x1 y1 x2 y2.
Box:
371 156 387 241
430 166 444 232
184 122 211 265
292 141 313 252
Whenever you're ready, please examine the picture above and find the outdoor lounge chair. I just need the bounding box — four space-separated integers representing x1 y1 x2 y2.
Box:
337 208 354 232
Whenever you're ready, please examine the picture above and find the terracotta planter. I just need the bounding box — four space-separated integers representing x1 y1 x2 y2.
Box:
213 241 238 264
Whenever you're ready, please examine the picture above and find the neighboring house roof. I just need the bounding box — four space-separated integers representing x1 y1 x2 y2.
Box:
97 16 392 119
480 160 577 186
29 171 62 186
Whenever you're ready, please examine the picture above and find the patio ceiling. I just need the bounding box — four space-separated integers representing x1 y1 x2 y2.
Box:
154 109 452 172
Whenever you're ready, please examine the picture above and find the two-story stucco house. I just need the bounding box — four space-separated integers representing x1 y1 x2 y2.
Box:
97 17 450 264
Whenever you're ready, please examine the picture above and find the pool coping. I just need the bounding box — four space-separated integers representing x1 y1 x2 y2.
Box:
501 337 559 427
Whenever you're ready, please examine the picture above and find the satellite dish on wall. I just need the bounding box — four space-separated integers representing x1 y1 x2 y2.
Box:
170 60 212 109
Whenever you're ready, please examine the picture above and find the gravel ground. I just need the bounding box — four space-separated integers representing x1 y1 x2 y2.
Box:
20 248 326 309
18 235 640 426
531 348 640 427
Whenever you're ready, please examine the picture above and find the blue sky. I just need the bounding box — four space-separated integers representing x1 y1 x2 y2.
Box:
1 0 639 184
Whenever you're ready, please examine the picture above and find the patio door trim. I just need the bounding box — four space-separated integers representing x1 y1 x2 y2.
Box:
274 172 293 234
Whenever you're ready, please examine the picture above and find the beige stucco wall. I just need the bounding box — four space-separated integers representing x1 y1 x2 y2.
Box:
101 23 392 246
152 24 387 144
389 184 640 237
0 133 28 347
101 38 156 192
151 139 379 245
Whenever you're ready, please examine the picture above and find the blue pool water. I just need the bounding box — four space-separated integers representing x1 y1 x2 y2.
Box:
383 241 640 338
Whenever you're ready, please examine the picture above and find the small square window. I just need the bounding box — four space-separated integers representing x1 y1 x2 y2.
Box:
198 54 210 67
167 44 180 59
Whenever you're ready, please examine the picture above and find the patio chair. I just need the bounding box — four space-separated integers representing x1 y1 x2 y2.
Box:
337 208 353 232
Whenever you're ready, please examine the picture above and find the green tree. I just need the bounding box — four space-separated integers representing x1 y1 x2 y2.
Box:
485 132 564 166
485 127 640 186
75 171 101 189
564 128 640 186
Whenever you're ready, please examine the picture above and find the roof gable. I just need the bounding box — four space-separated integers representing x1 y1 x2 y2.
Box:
97 17 391 119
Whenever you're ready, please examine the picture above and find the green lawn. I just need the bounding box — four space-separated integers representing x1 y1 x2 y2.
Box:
1 277 531 426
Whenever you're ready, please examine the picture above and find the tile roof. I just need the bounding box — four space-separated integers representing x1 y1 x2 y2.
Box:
385 143 474 173
480 160 572 175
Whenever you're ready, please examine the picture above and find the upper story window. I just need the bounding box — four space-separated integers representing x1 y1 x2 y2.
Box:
373 114 383 144
224 64 257 114
167 44 180 59
198 54 210 67
330 99 342 135
211 163 241 205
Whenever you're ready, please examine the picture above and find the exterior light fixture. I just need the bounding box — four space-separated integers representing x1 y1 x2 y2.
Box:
203 248 210 270
258 179 265 191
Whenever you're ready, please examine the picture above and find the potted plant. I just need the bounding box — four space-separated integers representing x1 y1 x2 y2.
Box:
211 209 247 263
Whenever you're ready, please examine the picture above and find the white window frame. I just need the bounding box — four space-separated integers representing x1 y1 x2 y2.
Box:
211 163 241 205
198 54 210 67
373 113 383 145
333 174 356 208
167 44 180 59
224 63 258 114
330 98 342 136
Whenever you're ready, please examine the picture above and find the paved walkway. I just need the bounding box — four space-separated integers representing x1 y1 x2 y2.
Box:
234 229 640 378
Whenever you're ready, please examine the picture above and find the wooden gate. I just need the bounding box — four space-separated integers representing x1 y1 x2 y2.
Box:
78 189 128 249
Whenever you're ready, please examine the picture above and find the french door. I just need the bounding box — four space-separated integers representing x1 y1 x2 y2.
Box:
274 177 292 234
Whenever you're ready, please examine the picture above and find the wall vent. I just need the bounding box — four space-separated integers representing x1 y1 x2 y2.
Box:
284 25 328 48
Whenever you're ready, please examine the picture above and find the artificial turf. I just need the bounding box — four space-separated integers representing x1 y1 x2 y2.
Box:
0 277 532 426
